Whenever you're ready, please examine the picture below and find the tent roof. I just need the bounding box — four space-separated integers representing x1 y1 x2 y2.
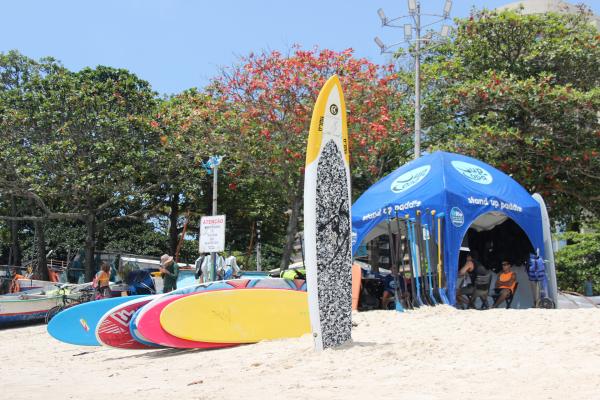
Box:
352 151 542 252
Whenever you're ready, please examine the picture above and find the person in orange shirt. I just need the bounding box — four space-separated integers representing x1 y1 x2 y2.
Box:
493 260 517 308
94 262 111 299
9 268 26 293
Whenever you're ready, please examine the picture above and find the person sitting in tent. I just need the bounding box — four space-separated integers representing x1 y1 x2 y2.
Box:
493 260 518 308
381 272 400 310
456 252 488 308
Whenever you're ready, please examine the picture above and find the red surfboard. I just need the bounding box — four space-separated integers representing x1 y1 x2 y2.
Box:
135 294 236 349
95 296 157 349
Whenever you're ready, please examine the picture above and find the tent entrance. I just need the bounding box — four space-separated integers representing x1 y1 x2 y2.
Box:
460 213 535 309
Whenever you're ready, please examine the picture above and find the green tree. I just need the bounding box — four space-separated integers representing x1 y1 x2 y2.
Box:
0 56 161 279
208 47 410 270
555 224 600 294
0 51 65 269
421 8 600 221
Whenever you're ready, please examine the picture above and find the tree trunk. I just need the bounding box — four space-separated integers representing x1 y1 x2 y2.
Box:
168 193 180 256
280 191 302 271
34 220 49 281
84 215 96 282
9 195 21 266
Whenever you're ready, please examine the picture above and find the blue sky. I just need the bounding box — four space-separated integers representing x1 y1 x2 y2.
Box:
1 0 598 95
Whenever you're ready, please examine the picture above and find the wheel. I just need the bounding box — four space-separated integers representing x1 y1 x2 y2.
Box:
45 305 65 324
540 298 555 309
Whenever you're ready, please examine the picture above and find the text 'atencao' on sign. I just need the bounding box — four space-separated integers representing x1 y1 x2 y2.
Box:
199 215 226 253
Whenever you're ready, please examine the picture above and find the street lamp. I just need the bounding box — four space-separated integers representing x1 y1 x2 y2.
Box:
374 0 452 159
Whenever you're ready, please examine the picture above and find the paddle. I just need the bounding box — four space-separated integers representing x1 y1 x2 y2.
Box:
406 216 424 307
396 212 416 309
386 218 404 312
415 210 433 305
435 212 450 304
427 210 444 304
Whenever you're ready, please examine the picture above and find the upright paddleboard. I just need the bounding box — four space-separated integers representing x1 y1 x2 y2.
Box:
160 288 310 343
532 193 558 304
47 296 145 346
96 296 158 349
304 75 353 351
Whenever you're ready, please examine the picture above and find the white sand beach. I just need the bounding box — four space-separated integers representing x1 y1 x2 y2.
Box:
2 306 599 400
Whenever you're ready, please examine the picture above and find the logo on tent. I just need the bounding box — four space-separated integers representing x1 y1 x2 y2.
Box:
390 165 430 193
450 207 464 227
451 161 493 185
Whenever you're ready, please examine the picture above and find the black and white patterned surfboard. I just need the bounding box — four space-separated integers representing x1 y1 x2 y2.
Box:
304 75 352 351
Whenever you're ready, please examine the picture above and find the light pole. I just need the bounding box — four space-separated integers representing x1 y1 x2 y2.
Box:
375 0 452 159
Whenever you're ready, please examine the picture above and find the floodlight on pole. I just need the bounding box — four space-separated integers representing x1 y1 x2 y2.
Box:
441 25 450 37
404 24 412 41
423 32 433 45
377 8 387 25
408 0 417 15
374 36 386 53
373 0 453 160
443 0 452 18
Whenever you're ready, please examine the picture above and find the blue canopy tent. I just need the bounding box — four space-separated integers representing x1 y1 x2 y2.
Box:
351 151 545 305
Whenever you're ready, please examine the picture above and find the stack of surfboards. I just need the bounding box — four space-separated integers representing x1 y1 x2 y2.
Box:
47 278 310 350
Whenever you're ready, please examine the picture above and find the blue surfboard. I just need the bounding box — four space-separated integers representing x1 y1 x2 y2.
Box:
47 296 146 346
129 307 162 348
175 269 197 290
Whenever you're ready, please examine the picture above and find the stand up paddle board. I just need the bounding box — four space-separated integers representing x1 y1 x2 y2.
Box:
160 288 309 343
532 193 558 304
96 295 158 349
136 293 235 349
134 278 300 348
304 75 353 351
47 296 145 346
129 308 162 348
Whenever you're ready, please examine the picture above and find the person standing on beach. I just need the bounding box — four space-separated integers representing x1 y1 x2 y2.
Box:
160 254 179 293
493 260 517 308
95 262 111 299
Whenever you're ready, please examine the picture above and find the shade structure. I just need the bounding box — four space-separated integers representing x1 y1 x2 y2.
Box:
351 151 545 304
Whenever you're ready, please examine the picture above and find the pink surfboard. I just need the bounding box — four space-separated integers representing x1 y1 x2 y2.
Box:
95 296 157 349
136 294 236 349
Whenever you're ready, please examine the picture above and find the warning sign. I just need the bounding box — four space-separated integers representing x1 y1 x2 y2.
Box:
199 215 226 253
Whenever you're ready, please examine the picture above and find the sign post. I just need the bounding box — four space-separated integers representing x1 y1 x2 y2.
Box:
200 155 223 282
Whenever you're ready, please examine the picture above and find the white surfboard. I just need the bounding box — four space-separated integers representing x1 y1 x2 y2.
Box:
304 75 352 351
532 193 558 305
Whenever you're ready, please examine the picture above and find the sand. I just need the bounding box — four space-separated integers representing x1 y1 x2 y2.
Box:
2 306 600 400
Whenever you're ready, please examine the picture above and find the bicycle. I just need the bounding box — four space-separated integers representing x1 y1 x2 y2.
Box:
44 284 95 324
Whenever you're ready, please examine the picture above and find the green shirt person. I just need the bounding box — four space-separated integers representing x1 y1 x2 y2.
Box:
160 254 179 293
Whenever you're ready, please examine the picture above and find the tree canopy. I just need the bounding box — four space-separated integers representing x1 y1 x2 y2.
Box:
421 8 599 222
0 8 598 286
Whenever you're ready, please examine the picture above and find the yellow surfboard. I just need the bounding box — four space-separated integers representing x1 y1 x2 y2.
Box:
160 289 310 343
